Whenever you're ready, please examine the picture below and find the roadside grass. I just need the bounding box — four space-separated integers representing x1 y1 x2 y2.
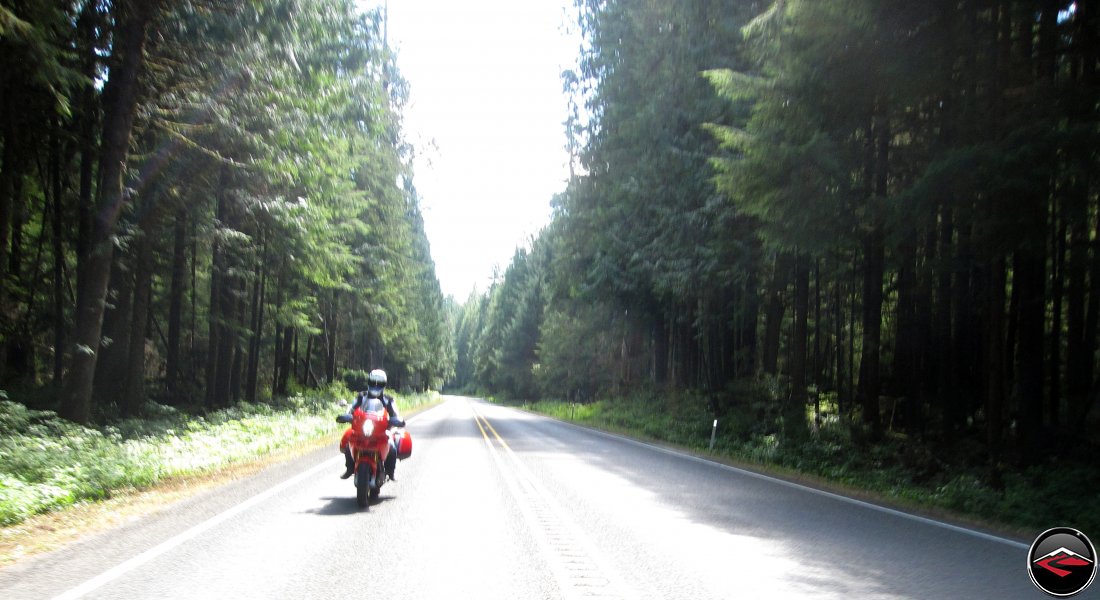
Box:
509 391 1100 540
0 390 441 530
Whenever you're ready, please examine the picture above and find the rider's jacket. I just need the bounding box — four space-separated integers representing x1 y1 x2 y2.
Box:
348 393 401 423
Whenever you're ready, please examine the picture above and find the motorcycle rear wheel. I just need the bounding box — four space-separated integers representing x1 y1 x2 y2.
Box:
355 463 371 508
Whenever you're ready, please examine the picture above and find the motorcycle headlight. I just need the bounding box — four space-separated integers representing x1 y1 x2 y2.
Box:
362 420 375 437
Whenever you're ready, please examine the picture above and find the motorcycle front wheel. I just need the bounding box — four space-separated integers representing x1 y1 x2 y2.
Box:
355 463 371 508
369 458 383 500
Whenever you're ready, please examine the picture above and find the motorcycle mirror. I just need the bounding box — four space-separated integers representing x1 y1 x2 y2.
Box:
338 399 348 407
336 414 352 424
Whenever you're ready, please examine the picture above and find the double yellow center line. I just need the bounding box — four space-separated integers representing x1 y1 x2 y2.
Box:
472 405 511 452
467 400 637 600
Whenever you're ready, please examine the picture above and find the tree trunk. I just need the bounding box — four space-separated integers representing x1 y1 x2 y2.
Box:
60 0 155 423
276 326 293 397
834 260 845 414
0 115 28 384
75 0 99 326
271 270 285 398
1006 0 1057 457
1050 205 1065 428
916 226 938 420
738 263 759 377
8 174 26 283
858 229 885 433
93 250 135 406
204 281 220 407
166 209 186 403
245 243 266 403
0 125 19 288
986 255 1007 476
1015 246 1047 458
205 187 226 408
327 293 338 384
214 254 240 408
956 221 988 424
303 335 314 389
213 298 236 408
762 255 788 375
936 205 957 439
813 259 822 387
292 328 300 383
858 114 888 434
1004 260 1021 384
788 255 809 437
51 128 66 385
189 217 198 383
1079 0 1100 425
123 232 154 416
229 292 245 403
1079 197 1100 428
1065 0 1098 432
652 311 668 384
895 228 921 435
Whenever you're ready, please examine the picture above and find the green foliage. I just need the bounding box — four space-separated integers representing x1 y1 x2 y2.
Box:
0 2 85 116
534 301 643 401
0 0 454 414
0 397 343 526
0 386 443 528
523 391 713 444
453 0 766 400
341 369 370 392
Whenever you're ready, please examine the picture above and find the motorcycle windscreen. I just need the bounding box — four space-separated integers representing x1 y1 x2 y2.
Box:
361 397 386 414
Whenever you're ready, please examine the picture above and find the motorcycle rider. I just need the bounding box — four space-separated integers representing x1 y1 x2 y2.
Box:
340 369 405 480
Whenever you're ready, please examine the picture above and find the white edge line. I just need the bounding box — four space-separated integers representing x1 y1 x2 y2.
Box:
50 457 340 600
52 407 436 600
491 401 1031 551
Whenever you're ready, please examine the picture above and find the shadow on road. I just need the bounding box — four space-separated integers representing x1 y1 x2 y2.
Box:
304 495 396 516
478 404 1037 600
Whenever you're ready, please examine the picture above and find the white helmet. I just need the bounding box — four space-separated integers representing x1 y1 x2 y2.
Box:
367 369 387 398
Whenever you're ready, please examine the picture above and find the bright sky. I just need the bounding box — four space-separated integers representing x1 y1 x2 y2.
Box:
362 0 579 300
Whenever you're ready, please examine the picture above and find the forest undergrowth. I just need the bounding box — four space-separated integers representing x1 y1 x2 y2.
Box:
0 389 439 528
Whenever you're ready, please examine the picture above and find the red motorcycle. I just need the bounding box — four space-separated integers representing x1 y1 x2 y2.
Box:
337 397 412 508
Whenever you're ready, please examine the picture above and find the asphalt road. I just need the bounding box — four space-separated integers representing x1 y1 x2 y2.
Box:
0 396 1051 599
